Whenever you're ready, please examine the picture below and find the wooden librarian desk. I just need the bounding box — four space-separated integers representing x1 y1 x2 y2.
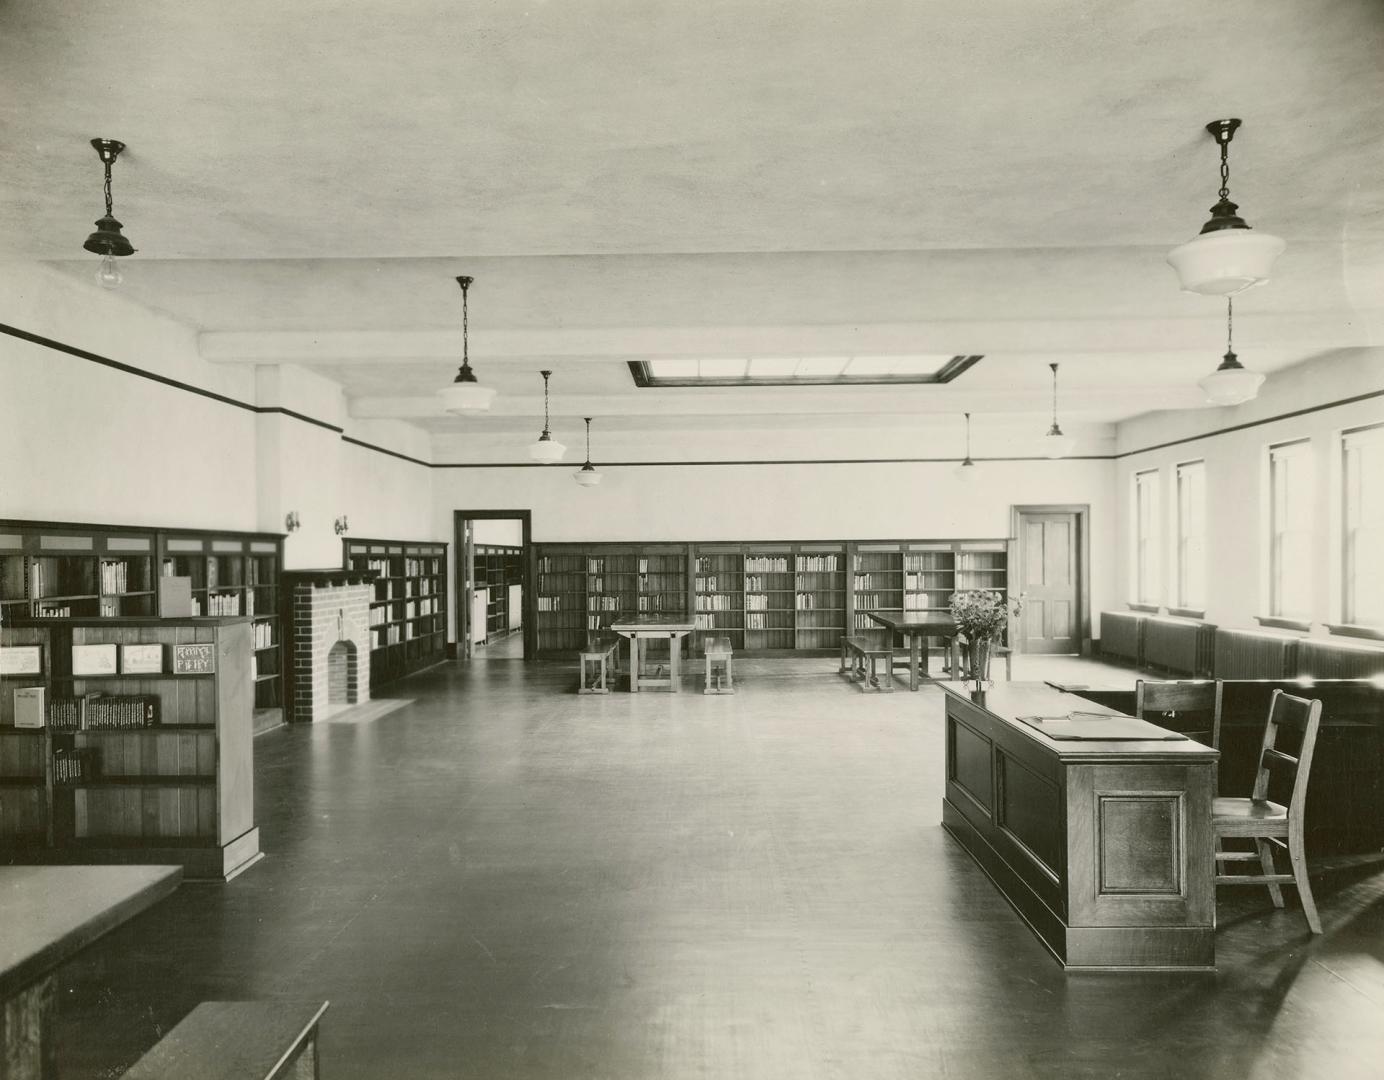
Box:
941 683 1219 971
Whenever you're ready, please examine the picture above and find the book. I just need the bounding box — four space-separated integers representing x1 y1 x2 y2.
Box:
13 686 45 728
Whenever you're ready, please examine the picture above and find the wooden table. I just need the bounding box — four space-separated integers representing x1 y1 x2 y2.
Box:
1 865 182 1078
941 683 1219 971
866 612 961 691
609 617 697 693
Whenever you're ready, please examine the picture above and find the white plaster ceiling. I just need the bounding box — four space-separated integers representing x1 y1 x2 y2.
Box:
4 0 1384 437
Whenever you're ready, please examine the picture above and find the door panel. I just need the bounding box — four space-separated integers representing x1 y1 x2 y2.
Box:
1018 512 1080 654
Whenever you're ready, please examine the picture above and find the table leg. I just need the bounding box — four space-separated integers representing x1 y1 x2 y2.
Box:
2 973 56 1079
912 635 923 689
629 636 640 692
951 638 961 681
669 634 680 692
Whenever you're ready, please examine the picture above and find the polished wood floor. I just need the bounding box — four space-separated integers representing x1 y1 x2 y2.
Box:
53 658 1384 1078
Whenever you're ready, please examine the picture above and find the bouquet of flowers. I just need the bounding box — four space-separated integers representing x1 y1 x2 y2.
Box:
950 590 1026 690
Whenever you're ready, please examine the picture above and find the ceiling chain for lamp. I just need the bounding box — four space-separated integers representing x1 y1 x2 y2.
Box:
1167 119 1286 295
1043 363 1076 459
573 417 603 487
527 370 567 462
956 412 977 481
1199 296 1265 406
83 139 136 289
437 275 498 414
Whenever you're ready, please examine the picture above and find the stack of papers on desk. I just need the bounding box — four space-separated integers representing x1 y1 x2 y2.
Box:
1016 711 1189 741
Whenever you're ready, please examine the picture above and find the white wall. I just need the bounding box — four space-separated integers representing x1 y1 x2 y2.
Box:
1113 348 1384 633
472 519 524 546
1 263 441 569
433 456 1117 644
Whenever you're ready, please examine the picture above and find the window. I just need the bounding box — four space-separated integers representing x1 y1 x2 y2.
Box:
628 355 981 387
1343 425 1384 627
1268 440 1314 621
1175 461 1206 612
1132 469 1161 606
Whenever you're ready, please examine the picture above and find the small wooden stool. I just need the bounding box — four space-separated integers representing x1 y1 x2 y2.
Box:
703 635 734 695
578 636 620 694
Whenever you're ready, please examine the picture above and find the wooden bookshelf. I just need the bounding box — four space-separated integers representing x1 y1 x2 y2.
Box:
343 538 448 689
0 616 261 881
0 520 286 732
532 538 1011 659
473 544 523 641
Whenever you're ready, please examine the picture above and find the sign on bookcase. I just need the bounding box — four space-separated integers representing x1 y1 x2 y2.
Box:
172 643 216 674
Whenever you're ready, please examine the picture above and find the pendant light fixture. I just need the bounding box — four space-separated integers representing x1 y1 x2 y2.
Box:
527 370 567 462
437 276 497 414
573 417 603 487
1043 363 1076 459
1167 119 1285 296
956 412 977 481
1199 297 1265 406
83 139 136 289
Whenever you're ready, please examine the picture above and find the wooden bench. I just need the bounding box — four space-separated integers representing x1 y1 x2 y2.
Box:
122 1000 329 1080
703 635 735 695
839 635 895 692
578 634 621 694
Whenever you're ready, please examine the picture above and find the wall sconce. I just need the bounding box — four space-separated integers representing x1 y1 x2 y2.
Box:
284 511 301 533
334 515 350 536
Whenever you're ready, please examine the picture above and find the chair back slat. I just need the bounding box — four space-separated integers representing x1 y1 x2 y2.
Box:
1250 690 1323 808
1135 679 1224 748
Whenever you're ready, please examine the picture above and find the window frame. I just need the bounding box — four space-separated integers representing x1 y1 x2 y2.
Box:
1340 423 1384 632
627 355 983 388
1266 439 1314 625
1173 459 1206 617
1131 468 1161 608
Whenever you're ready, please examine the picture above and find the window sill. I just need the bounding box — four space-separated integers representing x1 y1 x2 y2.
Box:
1254 615 1311 633
1325 623 1384 642
1127 603 1160 614
1167 607 1206 621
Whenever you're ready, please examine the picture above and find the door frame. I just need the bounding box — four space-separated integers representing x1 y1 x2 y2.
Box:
452 509 534 660
1010 504 1091 655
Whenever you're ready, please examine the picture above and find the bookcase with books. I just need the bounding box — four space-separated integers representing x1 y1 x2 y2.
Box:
636 547 689 620
536 547 589 654
343 538 448 689
0 616 260 880
0 520 287 732
531 538 1011 659
473 544 523 640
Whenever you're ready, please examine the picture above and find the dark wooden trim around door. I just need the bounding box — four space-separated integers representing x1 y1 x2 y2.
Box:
1010 504 1091 655
452 510 534 661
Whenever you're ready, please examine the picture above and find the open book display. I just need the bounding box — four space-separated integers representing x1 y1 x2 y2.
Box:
1016 711 1189 741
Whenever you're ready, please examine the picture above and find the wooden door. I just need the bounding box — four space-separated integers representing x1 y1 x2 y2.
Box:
1017 510 1080 654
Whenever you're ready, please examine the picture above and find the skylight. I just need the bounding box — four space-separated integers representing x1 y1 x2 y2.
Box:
629 355 981 387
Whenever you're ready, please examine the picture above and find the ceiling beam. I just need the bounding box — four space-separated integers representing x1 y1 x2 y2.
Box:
199 313 1367 363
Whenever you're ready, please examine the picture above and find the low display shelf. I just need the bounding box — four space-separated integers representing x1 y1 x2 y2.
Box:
344 537 448 689
0 616 261 881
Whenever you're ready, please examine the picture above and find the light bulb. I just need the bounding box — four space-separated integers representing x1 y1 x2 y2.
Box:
96 254 122 289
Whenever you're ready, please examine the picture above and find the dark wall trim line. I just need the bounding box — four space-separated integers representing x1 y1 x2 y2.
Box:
1115 386 1384 460
1 321 428 464
341 435 431 468
2 321 257 415
258 406 344 434
432 454 1113 468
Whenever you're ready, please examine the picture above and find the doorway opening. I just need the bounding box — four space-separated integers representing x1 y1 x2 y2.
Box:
454 510 533 661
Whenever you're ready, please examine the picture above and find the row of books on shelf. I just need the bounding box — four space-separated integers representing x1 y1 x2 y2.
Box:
745 556 790 573
13 687 160 730
197 591 246 617
636 595 682 612
537 595 563 612
696 594 733 612
404 558 440 577
589 595 620 612
36 604 75 618
744 575 785 591
796 555 840 573
694 576 722 592
795 592 826 610
52 747 96 785
26 562 86 600
254 622 274 649
406 598 437 618
99 559 141 594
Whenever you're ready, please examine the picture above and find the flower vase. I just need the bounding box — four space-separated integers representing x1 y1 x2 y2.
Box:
969 638 991 701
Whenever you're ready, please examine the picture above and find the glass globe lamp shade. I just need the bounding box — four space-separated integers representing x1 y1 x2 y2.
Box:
1166 229 1286 296
1043 426 1076 459
528 434 567 463
573 464 603 487
955 458 977 482
438 380 496 414
1199 362 1265 407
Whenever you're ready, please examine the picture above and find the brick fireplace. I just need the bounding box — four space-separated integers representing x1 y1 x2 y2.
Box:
284 569 375 722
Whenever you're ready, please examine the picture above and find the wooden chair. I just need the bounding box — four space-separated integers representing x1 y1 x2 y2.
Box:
1134 679 1224 748
1212 689 1324 934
